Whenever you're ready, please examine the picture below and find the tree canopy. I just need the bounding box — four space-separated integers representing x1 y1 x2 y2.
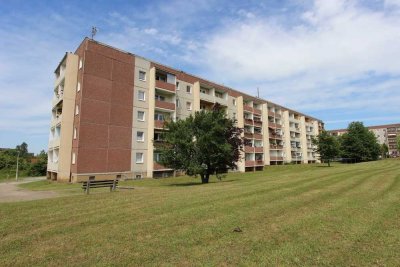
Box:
311 130 340 166
339 122 380 162
158 105 244 183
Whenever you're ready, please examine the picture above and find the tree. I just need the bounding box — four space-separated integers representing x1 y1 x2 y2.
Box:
29 150 48 176
16 142 29 158
159 105 244 183
381 144 389 159
340 122 381 162
311 130 340 167
397 136 400 152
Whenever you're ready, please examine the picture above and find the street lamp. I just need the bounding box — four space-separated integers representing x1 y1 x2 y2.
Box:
15 150 20 181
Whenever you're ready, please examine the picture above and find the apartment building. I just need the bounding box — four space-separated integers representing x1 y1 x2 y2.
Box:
47 38 323 182
329 123 400 157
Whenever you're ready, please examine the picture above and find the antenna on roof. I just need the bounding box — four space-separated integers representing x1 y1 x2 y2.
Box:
91 26 98 40
257 87 260 98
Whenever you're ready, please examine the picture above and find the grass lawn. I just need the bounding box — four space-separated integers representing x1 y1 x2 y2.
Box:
1 159 400 266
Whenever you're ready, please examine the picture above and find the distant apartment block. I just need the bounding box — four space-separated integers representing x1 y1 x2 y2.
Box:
329 123 400 157
47 38 324 182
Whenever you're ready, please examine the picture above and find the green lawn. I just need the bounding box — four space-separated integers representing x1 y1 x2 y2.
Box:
1 159 400 266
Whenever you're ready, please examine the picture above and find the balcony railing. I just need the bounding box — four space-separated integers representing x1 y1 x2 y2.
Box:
253 108 262 115
255 160 264 166
244 105 253 113
155 80 175 92
254 120 262 127
244 132 253 139
253 133 263 140
244 119 253 125
154 120 165 129
254 147 263 153
245 146 254 153
270 156 284 161
153 162 173 171
155 100 175 111
270 145 284 150
269 133 283 139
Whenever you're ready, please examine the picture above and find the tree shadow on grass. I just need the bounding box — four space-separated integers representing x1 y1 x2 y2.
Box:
166 179 235 187
314 165 334 168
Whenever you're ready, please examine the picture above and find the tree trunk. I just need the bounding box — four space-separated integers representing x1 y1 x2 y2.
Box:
200 173 210 184
328 159 331 167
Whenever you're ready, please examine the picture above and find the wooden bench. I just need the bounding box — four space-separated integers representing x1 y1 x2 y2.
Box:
81 179 119 194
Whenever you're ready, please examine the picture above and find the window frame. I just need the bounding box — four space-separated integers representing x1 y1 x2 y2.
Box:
137 111 145 121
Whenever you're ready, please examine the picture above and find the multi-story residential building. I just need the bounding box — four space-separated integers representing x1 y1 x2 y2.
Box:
47 38 323 182
329 123 400 157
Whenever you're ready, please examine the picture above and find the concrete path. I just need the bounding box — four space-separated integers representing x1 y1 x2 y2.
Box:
0 177 58 203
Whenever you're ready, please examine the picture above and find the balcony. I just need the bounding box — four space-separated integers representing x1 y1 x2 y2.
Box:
153 162 172 171
270 145 284 150
200 91 215 103
254 120 262 127
270 156 284 161
244 105 253 113
244 119 253 125
154 120 165 129
254 147 263 153
253 108 262 115
269 132 283 140
155 100 175 111
245 146 254 153
244 132 253 139
155 80 175 93
245 160 255 167
253 133 263 140
255 160 264 166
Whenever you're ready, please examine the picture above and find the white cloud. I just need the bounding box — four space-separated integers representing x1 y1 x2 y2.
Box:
197 0 400 120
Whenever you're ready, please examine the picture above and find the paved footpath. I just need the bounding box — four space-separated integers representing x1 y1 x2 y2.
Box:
0 177 58 203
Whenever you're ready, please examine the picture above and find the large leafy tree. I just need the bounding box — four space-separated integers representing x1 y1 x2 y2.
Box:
381 144 389 159
158 105 244 183
340 122 381 162
311 130 340 167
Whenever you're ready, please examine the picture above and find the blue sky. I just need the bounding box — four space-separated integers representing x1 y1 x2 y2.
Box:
1 0 400 153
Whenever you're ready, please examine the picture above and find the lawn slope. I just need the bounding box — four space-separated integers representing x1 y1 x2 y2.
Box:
1 160 399 266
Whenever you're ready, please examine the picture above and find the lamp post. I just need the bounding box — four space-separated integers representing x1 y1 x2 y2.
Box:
15 150 20 181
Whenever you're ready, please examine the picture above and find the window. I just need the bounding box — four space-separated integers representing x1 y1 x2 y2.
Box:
186 85 192 94
200 87 209 94
136 152 144 163
215 91 223 98
154 113 165 121
75 105 79 115
139 70 146 81
77 82 81 92
154 132 163 141
156 72 167 82
136 131 144 142
138 90 145 101
186 101 192 110
155 94 165 101
154 153 161 162
232 99 236 106
79 59 83 69
137 111 145 121
176 99 180 108
176 81 180 90
72 152 76 164
73 128 77 139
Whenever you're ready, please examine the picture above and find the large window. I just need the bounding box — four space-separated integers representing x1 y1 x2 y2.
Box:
155 94 165 101
186 101 192 111
186 85 192 94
